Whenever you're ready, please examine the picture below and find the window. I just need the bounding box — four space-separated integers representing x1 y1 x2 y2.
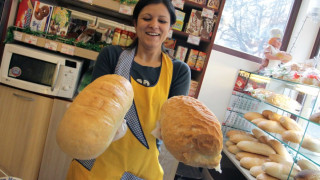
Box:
214 0 300 62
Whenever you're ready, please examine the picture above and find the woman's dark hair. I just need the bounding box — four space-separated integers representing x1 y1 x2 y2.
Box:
127 0 176 51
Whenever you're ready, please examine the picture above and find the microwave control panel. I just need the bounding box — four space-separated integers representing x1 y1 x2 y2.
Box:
57 61 82 98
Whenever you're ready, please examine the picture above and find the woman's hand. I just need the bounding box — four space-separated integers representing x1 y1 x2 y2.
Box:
112 119 128 142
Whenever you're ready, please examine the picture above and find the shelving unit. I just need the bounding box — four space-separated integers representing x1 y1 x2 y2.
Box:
223 70 320 179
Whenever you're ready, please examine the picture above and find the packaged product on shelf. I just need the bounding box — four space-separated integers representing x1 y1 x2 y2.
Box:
65 18 88 39
186 49 199 67
15 0 39 28
76 25 96 43
167 49 175 57
126 31 135 47
119 29 128 47
112 27 122 45
185 9 203 36
195 51 207 70
188 0 206 5
200 16 216 39
30 1 53 32
207 0 220 9
188 80 198 97
48 7 71 36
163 38 177 49
172 9 185 31
175 46 188 62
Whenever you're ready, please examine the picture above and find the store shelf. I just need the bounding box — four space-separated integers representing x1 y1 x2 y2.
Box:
172 29 211 44
184 0 219 12
222 146 255 180
13 31 99 61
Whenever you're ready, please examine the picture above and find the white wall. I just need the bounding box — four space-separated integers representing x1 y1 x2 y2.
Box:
198 0 320 122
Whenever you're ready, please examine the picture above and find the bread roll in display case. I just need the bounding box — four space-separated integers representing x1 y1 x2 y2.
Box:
222 70 320 180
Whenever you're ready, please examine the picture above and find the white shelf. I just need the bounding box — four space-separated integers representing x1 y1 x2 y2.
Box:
222 146 255 180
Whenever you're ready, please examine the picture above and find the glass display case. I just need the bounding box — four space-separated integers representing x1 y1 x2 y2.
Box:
222 70 320 180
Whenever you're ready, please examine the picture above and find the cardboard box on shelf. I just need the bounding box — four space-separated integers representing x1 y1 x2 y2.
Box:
186 49 199 67
30 1 53 32
207 0 220 9
164 38 177 49
48 7 72 36
15 0 39 28
185 9 203 36
175 46 188 62
172 9 185 31
195 51 207 70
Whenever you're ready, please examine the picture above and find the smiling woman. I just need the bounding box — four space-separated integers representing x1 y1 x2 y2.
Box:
65 0 191 179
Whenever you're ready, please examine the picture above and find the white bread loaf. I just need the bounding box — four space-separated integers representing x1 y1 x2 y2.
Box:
252 118 268 125
229 133 258 143
225 140 235 147
250 166 264 178
240 157 268 170
279 117 303 131
262 110 274 119
235 152 269 161
244 112 265 121
281 130 303 143
227 145 241 154
252 128 266 139
265 93 301 112
262 162 299 180
268 154 300 172
301 137 320 153
56 74 134 160
258 120 286 134
294 169 320 180
268 112 282 122
297 159 320 171
237 141 276 156
266 139 291 161
309 112 320 124
226 130 252 138
259 136 271 144
160 96 223 171
256 173 280 180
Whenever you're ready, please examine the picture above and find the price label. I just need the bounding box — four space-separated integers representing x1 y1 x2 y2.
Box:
24 35 38 45
119 4 133 15
187 35 200 46
13 31 23 41
44 40 58 51
60 44 75 56
172 0 185 10
167 30 173 38
202 8 215 19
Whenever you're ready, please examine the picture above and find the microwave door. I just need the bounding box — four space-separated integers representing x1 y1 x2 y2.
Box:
51 62 61 91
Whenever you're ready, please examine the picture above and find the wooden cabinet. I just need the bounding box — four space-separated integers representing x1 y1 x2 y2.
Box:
38 99 72 180
0 85 53 180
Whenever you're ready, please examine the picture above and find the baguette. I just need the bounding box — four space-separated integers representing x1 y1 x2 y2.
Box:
258 120 286 134
301 137 320 153
56 74 134 160
309 112 320 124
227 145 242 154
229 133 258 143
279 116 303 131
252 128 266 139
235 152 269 161
226 130 251 138
237 141 276 156
294 169 320 180
250 166 264 178
256 173 280 180
281 130 303 144
258 135 270 144
262 110 274 119
252 118 268 125
240 157 268 170
262 162 299 180
268 154 300 172
297 159 320 171
267 139 291 161
244 112 265 121
225 140 235 147
268 112 282 122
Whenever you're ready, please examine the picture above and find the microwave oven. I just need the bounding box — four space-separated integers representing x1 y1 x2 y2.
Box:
0 44 83 99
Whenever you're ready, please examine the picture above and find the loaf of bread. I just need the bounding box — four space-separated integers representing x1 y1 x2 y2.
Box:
225 140 235 147
268 112 282 122
256 173 279 180
229 133 257 143
235 152 269 161
250 166 264 178
265 93 301 112
267 139 291 161
252 118 268 125
281 130 303 143
259 136 270 144
262 162 299 180
309 112 320 124
160 96 223 171
297 159 320 171
240 157 268 170
252 128 266 139
226 130 251 138
268 154 300 172
56 74 134 160
279 117 303 131
237 141 276 156
262 110 273 119
258 120 286 134
227 145 241 154
301 137 320 153
244 112 265 121
294 169 320 180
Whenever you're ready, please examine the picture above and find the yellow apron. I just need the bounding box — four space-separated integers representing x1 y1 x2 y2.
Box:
66 49 173 180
